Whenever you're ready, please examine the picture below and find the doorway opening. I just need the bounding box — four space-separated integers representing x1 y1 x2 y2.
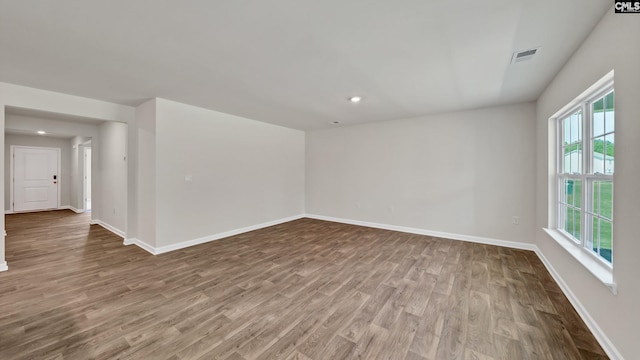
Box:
83 144 92 212
3 105 129 274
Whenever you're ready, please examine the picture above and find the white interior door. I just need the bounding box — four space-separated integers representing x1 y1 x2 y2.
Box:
13 147 59 212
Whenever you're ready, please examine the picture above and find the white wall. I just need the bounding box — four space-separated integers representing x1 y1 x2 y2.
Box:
307 103 536 244
535 9 639 359
4 134 72 211
132 99 156 246
154 98 305 248
95 122 127 234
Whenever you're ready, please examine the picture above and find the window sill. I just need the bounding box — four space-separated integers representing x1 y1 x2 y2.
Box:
543 228 616 294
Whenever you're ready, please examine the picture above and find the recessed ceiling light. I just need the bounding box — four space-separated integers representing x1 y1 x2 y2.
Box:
348 96 362 103
37 130 46 135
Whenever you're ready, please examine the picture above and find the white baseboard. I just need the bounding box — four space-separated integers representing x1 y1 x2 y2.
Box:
534 248 622 360
1 231 7 271
155 214 306 255
90 219 125 238
6 207 83 214
59 205 84 214
123 238 157 255
305 213 537 251
123 214 305 256
305 213 621 360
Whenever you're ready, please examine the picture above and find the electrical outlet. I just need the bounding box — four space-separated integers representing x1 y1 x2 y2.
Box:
512 216 520 225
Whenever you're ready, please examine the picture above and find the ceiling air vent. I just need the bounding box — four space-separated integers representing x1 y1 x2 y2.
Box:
511 48 540 64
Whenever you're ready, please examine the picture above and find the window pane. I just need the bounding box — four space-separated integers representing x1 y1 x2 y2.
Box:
593 181 613 219
559 204 567 228
593 98 605 137
572 113 582 143
564 179 575 205
572 113 582 173
590 216 612 264
605 92 614 133
605 134 614 174
599 220 613 263
563 144 570 174
592 181 600 215
562 113 582 174
592 217 600 254
570 142 582 173
585 215 594 250
592 137 606 174
565 207 574 235
564 143 582 174
564 206 581 241
573 209 581 239
573 179 582 208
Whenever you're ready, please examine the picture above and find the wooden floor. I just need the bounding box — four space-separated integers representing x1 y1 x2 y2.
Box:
0 211 607 360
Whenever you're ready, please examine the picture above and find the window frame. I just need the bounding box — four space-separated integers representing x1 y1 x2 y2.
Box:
555 82 614 268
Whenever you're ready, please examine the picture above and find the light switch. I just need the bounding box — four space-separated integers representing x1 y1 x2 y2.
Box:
184 175 193 182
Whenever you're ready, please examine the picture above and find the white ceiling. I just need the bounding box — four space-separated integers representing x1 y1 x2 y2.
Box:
0 1 611 130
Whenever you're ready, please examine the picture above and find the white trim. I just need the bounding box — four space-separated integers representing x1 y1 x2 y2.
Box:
123 238 157 255
59 205 85 214
90 219 125 238
122 214 306 256
543 228 615 293
1 229 6 271
305 213 537 251
5 207 83 215
551 70 614 119
6 208 62 214
534 247 622 360
154 214 306 254
553 74 615 274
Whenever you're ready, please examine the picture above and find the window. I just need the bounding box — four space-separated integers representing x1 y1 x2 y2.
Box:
557 84 614 265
